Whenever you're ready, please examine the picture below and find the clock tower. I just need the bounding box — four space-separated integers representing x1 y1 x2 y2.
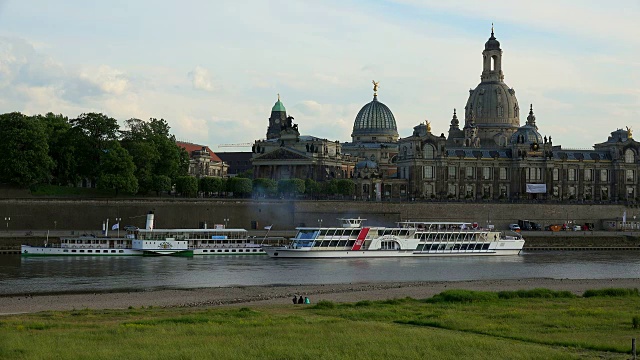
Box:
266 94 288 140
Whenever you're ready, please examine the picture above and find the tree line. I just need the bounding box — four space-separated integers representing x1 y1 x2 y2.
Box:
0 111 358 198
0 112 189 195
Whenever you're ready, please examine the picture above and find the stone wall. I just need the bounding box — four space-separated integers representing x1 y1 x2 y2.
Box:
0 199 632 232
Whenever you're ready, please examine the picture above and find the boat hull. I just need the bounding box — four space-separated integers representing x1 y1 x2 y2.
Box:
263 247 522 258
21 245 267 257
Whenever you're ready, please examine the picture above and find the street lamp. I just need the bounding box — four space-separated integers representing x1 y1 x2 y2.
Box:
115 217 122 237
224 218 229 228
4 217 9 231
318 219 323 228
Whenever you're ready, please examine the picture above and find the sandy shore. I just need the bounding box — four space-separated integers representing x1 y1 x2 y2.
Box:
2 278 639 315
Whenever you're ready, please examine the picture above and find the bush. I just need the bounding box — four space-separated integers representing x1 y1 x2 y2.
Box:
498 288 576 299
355 300 373 307
633 316 640 329
583 288 639 298
312 300 336 309
426 290 498 303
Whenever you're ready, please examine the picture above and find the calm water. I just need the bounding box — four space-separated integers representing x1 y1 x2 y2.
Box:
0 251 639 295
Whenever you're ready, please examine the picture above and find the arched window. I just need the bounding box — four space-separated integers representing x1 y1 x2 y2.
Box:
491 55 497 71
424 144 435 159
625 149 635 163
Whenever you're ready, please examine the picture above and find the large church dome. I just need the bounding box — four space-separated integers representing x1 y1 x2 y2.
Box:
352 87 399 142
464 28 521 147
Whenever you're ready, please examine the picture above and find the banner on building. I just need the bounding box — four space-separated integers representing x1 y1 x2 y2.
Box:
525 184 547 193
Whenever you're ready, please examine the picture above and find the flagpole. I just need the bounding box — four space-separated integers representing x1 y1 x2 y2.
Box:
261 226 272 245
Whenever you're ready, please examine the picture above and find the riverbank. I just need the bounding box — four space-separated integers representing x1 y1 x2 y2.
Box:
2 278 639 315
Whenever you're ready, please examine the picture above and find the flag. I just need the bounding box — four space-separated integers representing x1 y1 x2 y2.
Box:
111 223 119 230
264 225 272 230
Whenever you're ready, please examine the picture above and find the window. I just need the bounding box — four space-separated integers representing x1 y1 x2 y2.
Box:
448 166 457 179
526 168 542 181
465 185 474 197
483 185 491 197
466 167 475 179
600 169 608 182
584 169 592 181
627 170 635 182
482 167 491 180
568 169 576 181
625 149 635 163
424 184 434 197
424 166 434 179
448 183 457 197
553 168 559 181
601 186 609 199
424 145 435 159
499 168 507 180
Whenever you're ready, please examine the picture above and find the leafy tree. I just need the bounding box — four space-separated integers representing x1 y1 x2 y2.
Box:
320 179 339 196
304 178 320 197
175 176 198 197
337 179 356 197
38 113 78 186
70 113 120 183
278 179 305 197
199 177 223 197
0 112 54 186
226 177 239 194
234 178 253 197
151 175 171 196
236 169 253 179
253 178 277 197
97 141 138 195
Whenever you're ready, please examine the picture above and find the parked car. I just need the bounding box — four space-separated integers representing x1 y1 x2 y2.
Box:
508 224 521 232
545 224 562 232
124 225 139 232
572 225 582 231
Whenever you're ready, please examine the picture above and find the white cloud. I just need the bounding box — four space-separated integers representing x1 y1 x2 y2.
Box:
188 66 213 92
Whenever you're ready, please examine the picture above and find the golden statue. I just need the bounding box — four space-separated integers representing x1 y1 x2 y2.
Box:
372 80 380 96
627 126 633 138
426 120 431 133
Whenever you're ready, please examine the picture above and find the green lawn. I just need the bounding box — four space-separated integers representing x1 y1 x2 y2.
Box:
0 289 638 359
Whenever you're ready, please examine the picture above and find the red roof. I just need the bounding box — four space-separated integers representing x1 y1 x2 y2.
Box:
176 141 223 162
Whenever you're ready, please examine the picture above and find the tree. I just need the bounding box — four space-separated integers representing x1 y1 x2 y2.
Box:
70 113 120 183
38 113 78 186
0 112 53 186
253 178 277 197
278 179 305 197
97 141 138 195
234 178 253 197
320 179 339 197
337 179 356 197
151 175 171 196
199 177 223 197
175 176 198 197
304 178 320 198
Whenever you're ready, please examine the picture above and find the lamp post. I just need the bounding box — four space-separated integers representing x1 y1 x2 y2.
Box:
318 219 323 228
4 217 9 232
115 217 122 237
224 218 229 228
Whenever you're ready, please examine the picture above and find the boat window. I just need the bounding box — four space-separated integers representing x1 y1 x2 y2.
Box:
347 240 355 247
119 250 124 253
482 243 490 250
297 230 317 240
460 244 467 251
329 240 338 247
63 249 68 253
337 240 347 247
416 244 424 251
437 244 445 250
87 250 93 253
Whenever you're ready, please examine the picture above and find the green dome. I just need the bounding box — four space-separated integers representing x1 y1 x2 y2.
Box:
272 96 286 112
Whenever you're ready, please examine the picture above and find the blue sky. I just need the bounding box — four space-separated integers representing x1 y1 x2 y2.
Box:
0 0 638 149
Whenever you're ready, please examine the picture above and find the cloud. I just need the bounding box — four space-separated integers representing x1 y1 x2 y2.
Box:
188 66 213 91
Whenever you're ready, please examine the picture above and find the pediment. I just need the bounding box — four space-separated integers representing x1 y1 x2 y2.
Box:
254 148 310 161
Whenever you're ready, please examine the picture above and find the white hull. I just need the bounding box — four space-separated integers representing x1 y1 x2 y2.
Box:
21 245 267 256
264 247 522 258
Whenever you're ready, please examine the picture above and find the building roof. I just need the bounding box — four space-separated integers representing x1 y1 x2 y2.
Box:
176 141 222 162
272 96 286 112
352 95 398 138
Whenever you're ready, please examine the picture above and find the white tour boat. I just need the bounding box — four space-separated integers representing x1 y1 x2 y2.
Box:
21 212 266 257
263 218 524 258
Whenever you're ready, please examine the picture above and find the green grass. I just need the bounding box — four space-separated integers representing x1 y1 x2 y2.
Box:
1 289 639 359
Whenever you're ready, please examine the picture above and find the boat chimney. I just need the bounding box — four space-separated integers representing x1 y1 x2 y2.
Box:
145 211 155 230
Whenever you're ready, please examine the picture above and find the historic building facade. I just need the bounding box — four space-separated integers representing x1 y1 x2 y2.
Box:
396 29 640 202
176 141 228 178
251 96 356 181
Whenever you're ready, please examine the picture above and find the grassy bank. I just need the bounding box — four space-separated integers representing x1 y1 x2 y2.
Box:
1 288 639 359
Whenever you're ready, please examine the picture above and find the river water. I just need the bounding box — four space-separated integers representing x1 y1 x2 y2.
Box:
0 251 639 296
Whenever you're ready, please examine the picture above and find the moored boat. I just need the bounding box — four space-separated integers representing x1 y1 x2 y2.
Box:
263 218 524 258
21 212 267 257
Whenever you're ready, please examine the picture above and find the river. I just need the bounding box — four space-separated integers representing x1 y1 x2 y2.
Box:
0 251 639 295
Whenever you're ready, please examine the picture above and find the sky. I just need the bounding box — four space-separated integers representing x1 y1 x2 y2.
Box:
0 0 638 150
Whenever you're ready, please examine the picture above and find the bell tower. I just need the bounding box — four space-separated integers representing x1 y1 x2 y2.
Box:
481 25 504 83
